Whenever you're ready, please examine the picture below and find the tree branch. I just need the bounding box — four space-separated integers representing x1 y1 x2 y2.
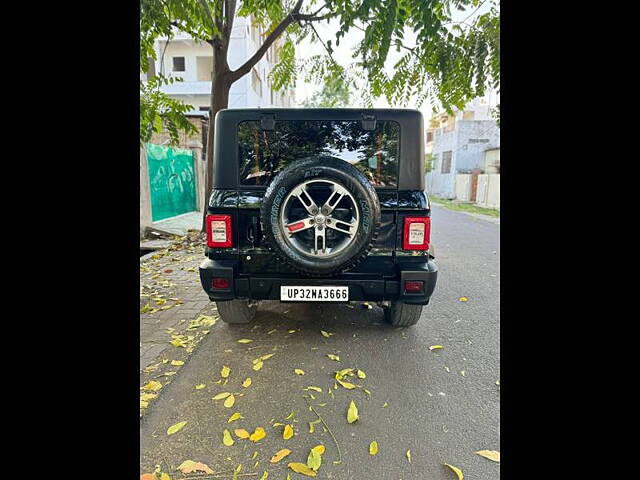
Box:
228 0 305 82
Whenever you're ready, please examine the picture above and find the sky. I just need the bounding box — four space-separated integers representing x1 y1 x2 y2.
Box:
293 1 498 122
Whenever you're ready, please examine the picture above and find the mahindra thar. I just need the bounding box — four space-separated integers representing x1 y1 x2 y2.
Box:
199 108 437 326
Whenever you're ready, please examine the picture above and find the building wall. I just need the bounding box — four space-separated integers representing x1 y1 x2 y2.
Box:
154 15 294 110
426 118 499 198
476 174 500 209
453 121 500 172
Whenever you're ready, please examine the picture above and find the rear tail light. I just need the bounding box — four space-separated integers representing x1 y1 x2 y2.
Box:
404 280 424 293
206 214 233 248
212 277 230 289
403 217 430 250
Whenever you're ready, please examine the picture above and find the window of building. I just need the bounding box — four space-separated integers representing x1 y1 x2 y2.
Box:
468 139 490 144
196 56 213 81
172 57 185 72
441 151 452 174
426 131 433 143
251 69 262 96
463 111 475 121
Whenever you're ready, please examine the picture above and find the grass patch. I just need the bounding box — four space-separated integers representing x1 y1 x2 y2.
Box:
430 196 500 217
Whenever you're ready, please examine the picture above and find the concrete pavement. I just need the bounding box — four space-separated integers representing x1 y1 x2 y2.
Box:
139 205 500 479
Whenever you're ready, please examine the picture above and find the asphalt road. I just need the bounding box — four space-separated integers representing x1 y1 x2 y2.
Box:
140 204 500 479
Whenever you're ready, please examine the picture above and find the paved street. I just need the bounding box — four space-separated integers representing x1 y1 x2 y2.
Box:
140 204 500 479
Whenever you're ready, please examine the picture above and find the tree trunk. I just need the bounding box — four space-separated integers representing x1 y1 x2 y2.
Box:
202 43 232 232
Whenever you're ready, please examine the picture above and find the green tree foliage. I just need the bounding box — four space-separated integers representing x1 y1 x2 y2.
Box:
140 75 197 145
139 0 499 227
302 74 352 107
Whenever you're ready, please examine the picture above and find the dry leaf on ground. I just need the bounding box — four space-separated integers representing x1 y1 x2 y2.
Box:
270 448 292 463
222 429 234 446
474 450 500 462
444 463 464 480
347 400 359 423
288 463 317 477
369 441 379 455
250 427 267 442
177 460 214 474
228 412 243 423
142 380 162 392
167 421 187 435
283 424 294 440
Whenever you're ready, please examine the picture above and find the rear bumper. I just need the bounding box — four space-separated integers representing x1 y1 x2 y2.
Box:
199 259 438 305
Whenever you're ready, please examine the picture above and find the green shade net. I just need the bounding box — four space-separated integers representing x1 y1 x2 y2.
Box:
146 143 197 221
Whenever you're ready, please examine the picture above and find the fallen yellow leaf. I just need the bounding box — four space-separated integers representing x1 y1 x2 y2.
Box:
320 330 333 338
228 412 243 423
283 424 294 440
253 361 264 371
177 460 214 474
242 377 252 387
287 463 317 477
250 427 267 442
195 384 206 390
357 369 366 379
407 449 412 462
142 380 162 392
270 448 292 463
222 429 234 446
347 400 359 423
259 472 268 480
304 386 322 392
170 360 184 366
238 339 253 343
307 446 323 471
337 379 357 389
212 392 231 401
223 394 235 408
326 354 340 361
369 441 379 455
474 450 500 462
140 393 157 402
221 365 231 378
234 428 251 439
444 464 464 480
459 297 468 302
167 421 187 435
429 345 444 350
294 369 305 375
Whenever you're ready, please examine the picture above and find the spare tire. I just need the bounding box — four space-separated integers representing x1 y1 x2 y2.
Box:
260 156 381 277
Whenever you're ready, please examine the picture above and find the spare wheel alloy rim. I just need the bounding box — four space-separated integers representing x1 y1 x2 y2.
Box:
279 179 360 257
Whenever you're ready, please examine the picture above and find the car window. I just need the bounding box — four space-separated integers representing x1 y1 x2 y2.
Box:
238 120 400 187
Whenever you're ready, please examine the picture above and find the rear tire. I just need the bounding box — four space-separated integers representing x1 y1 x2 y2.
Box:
216 300 258 324
384 301 423 327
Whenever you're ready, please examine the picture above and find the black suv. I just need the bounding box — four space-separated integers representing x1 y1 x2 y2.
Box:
199 108 437 326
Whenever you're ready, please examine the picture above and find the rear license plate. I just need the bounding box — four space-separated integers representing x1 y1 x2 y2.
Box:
280 286 349 302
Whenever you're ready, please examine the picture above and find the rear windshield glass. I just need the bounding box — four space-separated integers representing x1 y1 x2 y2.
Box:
238 120 400 187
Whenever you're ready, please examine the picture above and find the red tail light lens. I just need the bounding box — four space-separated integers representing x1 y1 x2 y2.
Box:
212 277 230 289
403 217 431 250
404 280 424 293
206 214 233 248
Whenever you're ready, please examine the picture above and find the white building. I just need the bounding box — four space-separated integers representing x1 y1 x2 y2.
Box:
148 16 295 111
426 96 500 198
